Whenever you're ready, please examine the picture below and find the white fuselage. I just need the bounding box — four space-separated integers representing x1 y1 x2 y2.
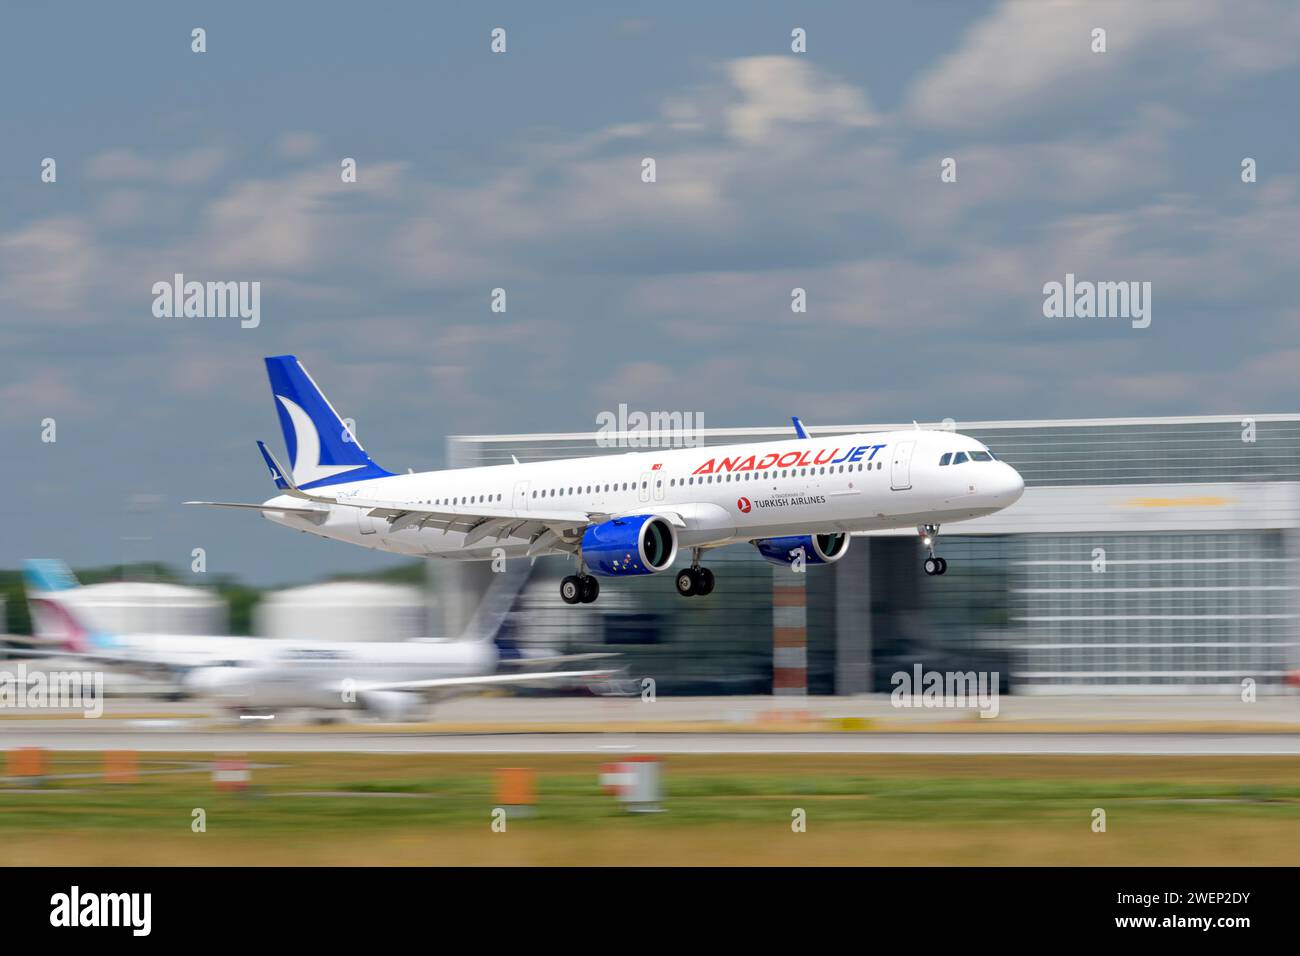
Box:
54 631 497 711
179 638 496 711
260 428 1025 559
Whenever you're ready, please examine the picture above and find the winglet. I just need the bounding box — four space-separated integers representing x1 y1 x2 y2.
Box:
256 441 291 490
792 416 808 439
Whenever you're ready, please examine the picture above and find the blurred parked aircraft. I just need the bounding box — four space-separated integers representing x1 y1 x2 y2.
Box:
18 559 611 719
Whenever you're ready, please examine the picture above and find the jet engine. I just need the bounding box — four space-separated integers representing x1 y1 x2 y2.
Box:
581 514 678 576
753 533 850 567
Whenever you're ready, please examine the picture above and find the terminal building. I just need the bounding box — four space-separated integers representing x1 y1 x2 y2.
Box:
433 415 1300 696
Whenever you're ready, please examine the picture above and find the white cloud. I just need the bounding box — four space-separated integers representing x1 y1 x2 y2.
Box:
723 56 878 144
274 131 322 160
197 160 407 273
86 146 227 185
0 217 101 313
86 148 156 181
0 368 97 424
166 146 228 185
905 0 1300 131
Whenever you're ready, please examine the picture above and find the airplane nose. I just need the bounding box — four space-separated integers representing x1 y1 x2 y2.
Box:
1003 465 1025 505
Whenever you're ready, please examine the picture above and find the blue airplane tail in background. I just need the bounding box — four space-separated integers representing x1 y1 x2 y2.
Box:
21 559 116 651
23 558 81 594
263 355 395 489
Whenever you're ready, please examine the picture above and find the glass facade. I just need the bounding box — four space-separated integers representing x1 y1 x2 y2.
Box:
968 420 1300 487
1008 531 1294 690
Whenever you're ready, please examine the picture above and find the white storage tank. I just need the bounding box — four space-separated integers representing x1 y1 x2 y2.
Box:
255 581 428 642
60 581 228 636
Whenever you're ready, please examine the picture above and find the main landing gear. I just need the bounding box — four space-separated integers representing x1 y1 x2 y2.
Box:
560 573 600 605
675 549 715 597
919 523 948 576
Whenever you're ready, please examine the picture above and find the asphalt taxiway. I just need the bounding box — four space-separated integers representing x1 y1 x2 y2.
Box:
3 725 1298 755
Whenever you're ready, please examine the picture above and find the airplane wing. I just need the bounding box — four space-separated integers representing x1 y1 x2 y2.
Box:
186 442 601 553
0 644 182 677
498 652 620 670
187 442 693 555
350 499 594 551
343 668 613 698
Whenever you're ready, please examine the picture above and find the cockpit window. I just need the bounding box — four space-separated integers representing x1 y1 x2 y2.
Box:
969 451 992 461
939 453 952 466
952 452 969 464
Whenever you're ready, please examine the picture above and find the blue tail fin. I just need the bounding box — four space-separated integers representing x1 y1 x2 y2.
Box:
23 560 100 651
263 355 394 489
23 559 81 593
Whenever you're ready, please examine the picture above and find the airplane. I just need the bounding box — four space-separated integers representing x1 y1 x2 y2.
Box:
188 355 1026 605
17 559 611 720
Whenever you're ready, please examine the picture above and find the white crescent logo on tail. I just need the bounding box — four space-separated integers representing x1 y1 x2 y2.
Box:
277 396 361 484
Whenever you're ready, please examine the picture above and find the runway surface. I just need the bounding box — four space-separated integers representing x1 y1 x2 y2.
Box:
4 727 1299 755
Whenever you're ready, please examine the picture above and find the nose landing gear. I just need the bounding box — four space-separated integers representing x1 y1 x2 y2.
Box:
919 524 947 576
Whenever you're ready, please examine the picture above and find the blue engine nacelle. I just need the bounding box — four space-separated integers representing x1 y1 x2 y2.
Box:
581 514 678 577
753 533 850 568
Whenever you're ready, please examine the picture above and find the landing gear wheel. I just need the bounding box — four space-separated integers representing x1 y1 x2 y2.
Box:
696 567 715 596
560 575 583 605
579 575 600 603
676 568 699 597
918 524 946 577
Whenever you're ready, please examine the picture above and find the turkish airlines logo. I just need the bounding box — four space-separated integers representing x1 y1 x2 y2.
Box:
736 497 751 513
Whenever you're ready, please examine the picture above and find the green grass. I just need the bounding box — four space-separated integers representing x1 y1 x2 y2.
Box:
6 753 1300 864
5 753 1300 832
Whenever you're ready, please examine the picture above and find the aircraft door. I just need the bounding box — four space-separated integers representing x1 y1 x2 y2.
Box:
891 441 915 491
638 472 653 503
513 480 530 512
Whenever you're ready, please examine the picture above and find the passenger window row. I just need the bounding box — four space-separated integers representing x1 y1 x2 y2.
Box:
414 493 505 506
415 459 886 510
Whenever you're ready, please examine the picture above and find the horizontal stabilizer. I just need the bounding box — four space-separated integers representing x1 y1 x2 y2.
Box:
184 501 325 516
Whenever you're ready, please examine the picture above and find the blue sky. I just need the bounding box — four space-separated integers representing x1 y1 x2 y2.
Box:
3 1 1299 584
